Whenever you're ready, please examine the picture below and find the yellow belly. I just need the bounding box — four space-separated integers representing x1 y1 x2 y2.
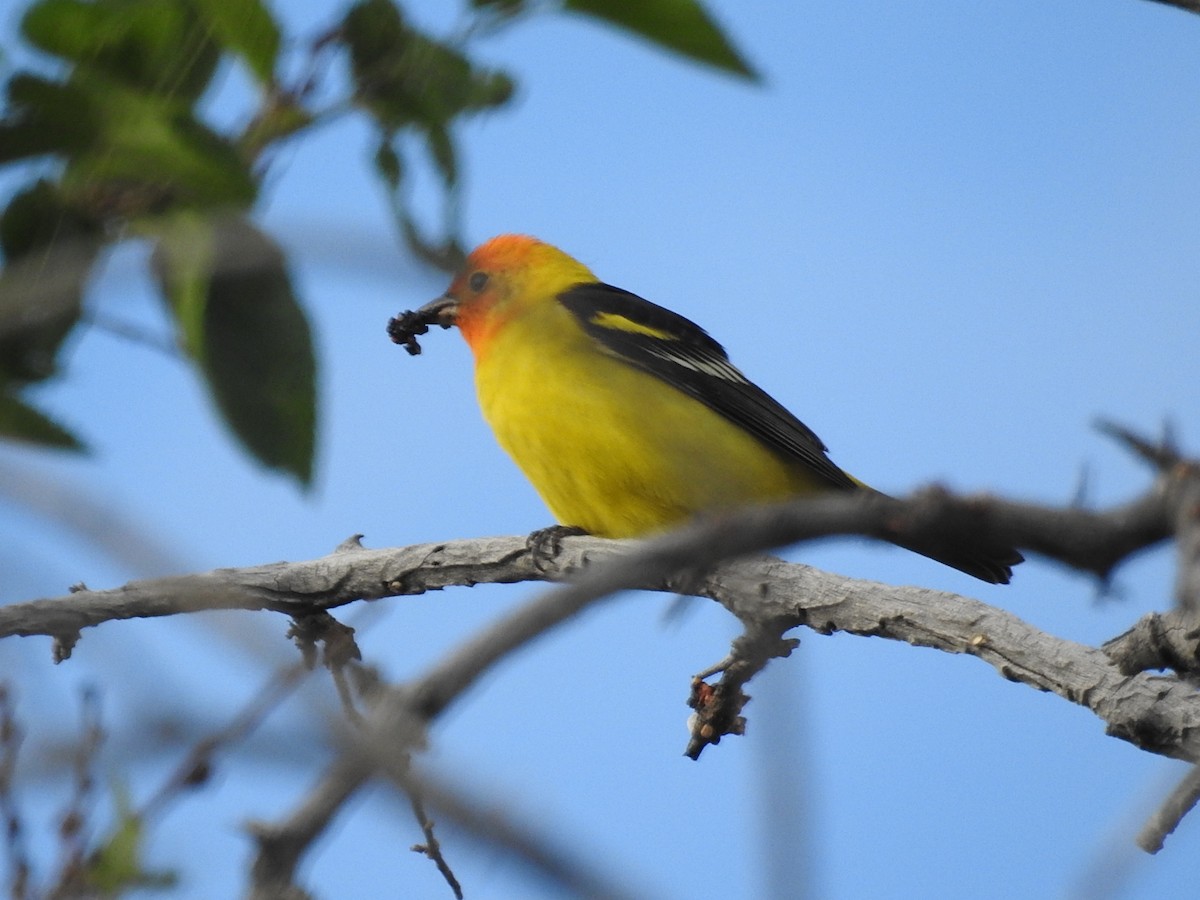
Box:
473 313 830 538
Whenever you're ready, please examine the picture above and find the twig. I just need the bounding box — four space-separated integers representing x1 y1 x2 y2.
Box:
1137 764 1200 853
1095 418 1181 472
1101 459 1200 676
246 755 370 900
249 672 645 900
989 487 1170 580
81 312 179 358
0 685 31 900
1171 472 1200 613
49 689 104 896
374 756 645 900
281 602 463 895
285 611 365 724
409 790 463 900
139 662 311 824
686 622 800 759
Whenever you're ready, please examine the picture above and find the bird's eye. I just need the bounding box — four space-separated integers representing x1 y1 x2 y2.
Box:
468 271 488 292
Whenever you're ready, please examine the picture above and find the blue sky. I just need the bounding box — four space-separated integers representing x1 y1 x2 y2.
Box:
3 1 1200 897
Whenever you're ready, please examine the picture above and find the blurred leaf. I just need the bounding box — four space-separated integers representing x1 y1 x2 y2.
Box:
0 180 101 383
0 390 84 450
343 0 514 130
0 178 98 262
191 0 281 85
345 0 510 262
60 77 258 211
153 215 316 484
471 0 525 12
342 0 412 127
238 95 315 160
22 0 219 100
373 137 465 273
0 74 99 163
564 0 758 80
425 125 457 187
397 210 466 274
149 212 211 360
2 72 255 214
373 137 403 190
84 785 177 893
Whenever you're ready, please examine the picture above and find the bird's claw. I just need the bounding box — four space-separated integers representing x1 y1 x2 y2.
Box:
526 524 588 571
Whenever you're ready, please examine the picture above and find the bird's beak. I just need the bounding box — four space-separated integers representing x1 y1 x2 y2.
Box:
415 294 460 327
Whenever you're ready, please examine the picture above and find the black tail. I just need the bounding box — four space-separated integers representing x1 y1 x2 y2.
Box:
891 533 1024 584
862 487 1023 584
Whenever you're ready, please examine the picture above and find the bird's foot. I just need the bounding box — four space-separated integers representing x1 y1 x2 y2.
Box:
526 524 588 571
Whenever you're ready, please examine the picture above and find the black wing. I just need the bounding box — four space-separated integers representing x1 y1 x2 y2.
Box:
557 282 858 491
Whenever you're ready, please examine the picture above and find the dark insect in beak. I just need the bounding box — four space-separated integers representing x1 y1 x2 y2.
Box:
387 296 458 356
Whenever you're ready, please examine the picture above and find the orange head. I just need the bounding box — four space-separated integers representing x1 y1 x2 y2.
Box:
418 235 596 355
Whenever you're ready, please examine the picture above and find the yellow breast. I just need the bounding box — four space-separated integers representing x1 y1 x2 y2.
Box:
472 303 823 537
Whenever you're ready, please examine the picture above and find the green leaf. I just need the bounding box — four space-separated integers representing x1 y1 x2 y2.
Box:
237 96 314 159
85 782 177 893
191 0 281 85
153 215 317 485
148 212 211 360
0 180 101 383
471 0 525 10
425 125 457 187
0 74 100 163
563 0 758 81
0 390 84 450
373 137 404 191
343 0 514 130
22 0 219 101
59 77 258 210
3 70 256 212
0 178 98 261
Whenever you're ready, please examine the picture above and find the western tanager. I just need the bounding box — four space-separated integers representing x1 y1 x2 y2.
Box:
389 234 1022 584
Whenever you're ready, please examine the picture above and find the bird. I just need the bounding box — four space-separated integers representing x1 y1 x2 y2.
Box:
388 234 1022 584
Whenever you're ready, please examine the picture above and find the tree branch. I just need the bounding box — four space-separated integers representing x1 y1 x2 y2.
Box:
1137 764 1200 853
9 465 1200 867
0 479 1176 646
1141 0 1200 17
247 755 369 900
0 535 550 648
4 481 1199 764
247 663 646 900
695 555 1200 760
